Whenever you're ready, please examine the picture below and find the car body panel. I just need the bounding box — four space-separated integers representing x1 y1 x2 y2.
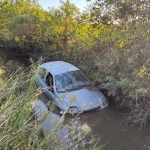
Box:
57 88 104 111
37 78 55 100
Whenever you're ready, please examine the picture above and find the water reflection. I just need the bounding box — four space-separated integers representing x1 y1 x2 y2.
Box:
34 93 97 149
35 92 150 150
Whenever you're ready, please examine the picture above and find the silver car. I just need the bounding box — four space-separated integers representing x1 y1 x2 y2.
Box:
36 61 108 114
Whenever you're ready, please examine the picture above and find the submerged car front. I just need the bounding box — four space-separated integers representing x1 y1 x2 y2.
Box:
54 70 108 114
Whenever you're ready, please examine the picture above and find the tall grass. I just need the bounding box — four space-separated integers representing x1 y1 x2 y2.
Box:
0 60 104 149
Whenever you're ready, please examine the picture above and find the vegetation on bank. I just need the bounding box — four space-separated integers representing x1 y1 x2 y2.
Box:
0 0 150 125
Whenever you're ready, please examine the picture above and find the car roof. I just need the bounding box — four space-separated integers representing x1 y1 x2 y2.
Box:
41 61 79 76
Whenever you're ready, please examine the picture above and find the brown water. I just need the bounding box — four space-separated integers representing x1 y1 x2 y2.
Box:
1 47 150 150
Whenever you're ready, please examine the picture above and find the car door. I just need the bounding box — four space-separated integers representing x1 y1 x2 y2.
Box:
44 72 56 101
36 67 56 101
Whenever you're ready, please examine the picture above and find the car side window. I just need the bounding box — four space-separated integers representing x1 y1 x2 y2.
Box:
46 73 53 87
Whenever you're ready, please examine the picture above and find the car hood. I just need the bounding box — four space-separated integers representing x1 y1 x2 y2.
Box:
57 88 105 111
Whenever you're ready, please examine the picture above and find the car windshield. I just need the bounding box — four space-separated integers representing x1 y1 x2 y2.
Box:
55 70 90 92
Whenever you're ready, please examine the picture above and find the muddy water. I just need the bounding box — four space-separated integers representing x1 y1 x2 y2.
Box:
1 47 150 150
